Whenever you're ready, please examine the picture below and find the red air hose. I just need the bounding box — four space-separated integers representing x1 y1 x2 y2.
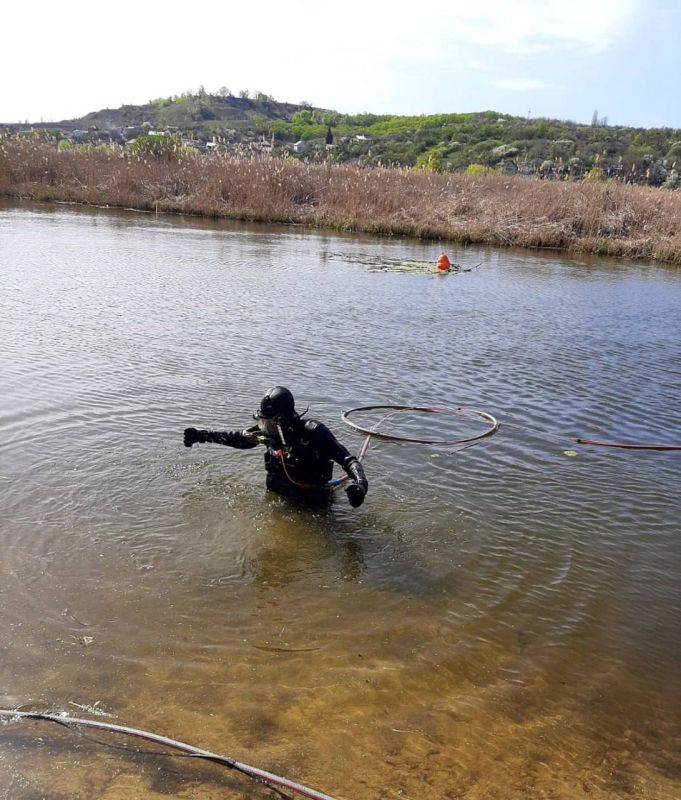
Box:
572 438 681 451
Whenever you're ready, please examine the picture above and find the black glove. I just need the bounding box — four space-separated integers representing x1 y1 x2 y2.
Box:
184 427 204 448
345 458 368 489
344 457 368 507
346 482 366 508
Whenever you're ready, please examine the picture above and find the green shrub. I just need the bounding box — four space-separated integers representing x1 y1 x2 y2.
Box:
583 167 607 182
292 110 313 125
415 148 444 172
666 141 681 159
490 144 519 162
662 171 680 190
129 133 180 160
465 163 494 176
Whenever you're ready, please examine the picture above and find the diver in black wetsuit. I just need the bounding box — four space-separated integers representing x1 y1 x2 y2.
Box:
183 386 369 507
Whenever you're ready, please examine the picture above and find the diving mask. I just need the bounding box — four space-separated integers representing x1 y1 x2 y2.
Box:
257 418 280 437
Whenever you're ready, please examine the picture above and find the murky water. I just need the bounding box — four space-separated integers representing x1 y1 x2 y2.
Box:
1 202 680 799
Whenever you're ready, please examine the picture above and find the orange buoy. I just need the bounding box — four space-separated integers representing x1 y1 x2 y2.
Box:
436 253 451 271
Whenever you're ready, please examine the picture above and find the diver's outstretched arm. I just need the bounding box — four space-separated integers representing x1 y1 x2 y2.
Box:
183 427 259 449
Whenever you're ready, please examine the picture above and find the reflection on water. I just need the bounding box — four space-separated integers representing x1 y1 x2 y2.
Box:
0 202 680 799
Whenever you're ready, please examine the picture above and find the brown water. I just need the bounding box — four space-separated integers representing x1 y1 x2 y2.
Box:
1 202 680 800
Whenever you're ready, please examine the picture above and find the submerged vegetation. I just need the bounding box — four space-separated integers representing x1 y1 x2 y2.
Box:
1 138 681 263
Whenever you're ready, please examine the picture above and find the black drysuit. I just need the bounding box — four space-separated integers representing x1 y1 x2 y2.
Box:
194 418 367 499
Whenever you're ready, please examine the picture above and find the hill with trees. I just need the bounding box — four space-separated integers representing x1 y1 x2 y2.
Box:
4 89 680 187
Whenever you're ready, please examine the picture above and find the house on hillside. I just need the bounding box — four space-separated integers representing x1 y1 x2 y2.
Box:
293 140 307 153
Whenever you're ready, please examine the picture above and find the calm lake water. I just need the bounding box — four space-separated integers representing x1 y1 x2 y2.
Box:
0 202 680 799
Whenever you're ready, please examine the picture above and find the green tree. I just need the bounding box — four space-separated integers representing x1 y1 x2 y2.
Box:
322 112 341 127
415 146 445 172
129 133 180 161
583 167 607 182
465 163 494 176
292 109 314 125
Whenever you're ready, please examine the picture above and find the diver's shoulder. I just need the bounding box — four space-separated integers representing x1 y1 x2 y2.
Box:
302 418 324 432
302 418 332 437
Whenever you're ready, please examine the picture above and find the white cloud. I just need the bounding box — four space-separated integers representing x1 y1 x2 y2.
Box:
294 0 639 57
1 0 639 121
497 78 552 91
420 0 639 53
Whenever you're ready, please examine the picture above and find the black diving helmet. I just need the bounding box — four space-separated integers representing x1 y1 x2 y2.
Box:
254 386 296 436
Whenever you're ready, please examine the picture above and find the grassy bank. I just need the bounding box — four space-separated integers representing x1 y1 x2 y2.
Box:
2 140 681 263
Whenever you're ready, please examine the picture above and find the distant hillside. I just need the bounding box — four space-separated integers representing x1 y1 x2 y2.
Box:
4 90 681 187
71 92 313 131
5 91 318 134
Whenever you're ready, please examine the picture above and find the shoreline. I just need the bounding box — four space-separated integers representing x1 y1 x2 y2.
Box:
3 196 654 269
2 142 680 264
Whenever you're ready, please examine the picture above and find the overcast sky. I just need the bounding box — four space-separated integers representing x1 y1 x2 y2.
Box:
3 0 680 128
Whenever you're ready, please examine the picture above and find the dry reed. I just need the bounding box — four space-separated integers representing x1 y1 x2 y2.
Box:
2 140 681 263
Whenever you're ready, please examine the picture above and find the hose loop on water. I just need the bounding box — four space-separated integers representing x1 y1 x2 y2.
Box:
341 404 500 447
340 404 680 453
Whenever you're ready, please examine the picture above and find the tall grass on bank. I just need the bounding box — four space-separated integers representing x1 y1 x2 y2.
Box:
2 140 680 263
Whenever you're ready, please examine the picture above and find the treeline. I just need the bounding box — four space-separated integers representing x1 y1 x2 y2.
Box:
5 90 681 187
127 91 681 185
264 110 681 186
